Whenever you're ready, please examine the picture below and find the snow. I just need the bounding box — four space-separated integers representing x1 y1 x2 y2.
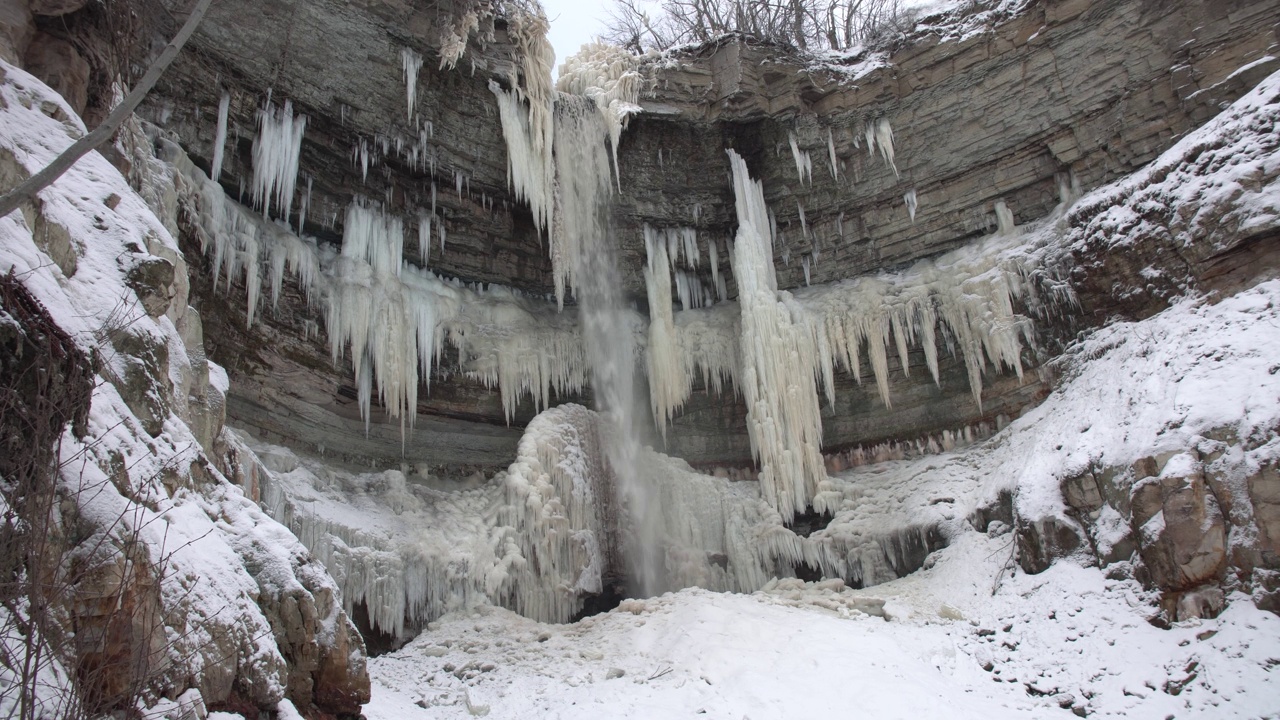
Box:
363 540 1280 720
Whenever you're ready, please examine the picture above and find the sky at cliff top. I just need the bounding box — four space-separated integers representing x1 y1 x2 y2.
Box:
541 0 612 78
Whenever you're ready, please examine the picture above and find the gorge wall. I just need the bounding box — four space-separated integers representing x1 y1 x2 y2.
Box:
88 0 1276 477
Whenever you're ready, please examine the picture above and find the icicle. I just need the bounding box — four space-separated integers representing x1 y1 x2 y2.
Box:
402 47 423 120
826 128 839 180
251 99 307 222
904 189 918 223
297 175 312 233
788 131 813 185
708 239 720 299
802 255 811 286
797 201 809 239
418 210 432 265
211 92 230 182
455 170 463 199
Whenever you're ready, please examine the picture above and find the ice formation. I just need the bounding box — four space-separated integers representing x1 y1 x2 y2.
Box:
490 80 554 236
789 131 813 185
865 118 898 176
401 47 423 120
251 99 307 222
726 150 828 519
556 41 643 190
210 92 230 182
994 200 1015 234
417 210 432 264
437 9 479 70
827 128 840 180
171 146 593 427
904 189 918 223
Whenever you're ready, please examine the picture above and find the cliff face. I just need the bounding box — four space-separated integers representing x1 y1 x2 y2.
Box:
106 0 1280 473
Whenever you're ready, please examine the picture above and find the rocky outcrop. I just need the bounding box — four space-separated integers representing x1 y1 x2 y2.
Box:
1021 436 1280 623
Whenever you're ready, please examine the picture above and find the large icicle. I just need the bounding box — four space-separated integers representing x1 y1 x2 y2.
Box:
251 99 306 222
489 8 556 237
726 150 827 519
490 80 554 236
210 92 230 182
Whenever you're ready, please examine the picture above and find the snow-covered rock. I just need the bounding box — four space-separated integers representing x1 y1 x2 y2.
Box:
0 58 369 717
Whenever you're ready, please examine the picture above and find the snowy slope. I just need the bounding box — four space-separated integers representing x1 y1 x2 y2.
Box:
0 59 366 716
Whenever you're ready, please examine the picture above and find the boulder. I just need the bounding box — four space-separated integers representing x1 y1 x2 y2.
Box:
1015 516 1086 575
29 0 89 15
1247 462 1280 567
125 256 177 318
1130 455 1227 591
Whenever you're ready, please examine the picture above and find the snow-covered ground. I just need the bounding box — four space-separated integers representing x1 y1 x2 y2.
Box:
366 536 1280 719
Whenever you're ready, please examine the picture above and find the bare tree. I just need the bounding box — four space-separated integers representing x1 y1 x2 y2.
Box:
601 0 922 53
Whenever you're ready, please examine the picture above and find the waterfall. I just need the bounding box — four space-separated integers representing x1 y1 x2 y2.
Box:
551 95 662 596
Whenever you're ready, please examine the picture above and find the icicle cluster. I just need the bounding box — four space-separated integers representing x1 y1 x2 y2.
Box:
789 230 1040 412
644 225 740 438
789 131 813 185
172 143 597 429
251 99 306 222
437 9 479 70
864 117 897 176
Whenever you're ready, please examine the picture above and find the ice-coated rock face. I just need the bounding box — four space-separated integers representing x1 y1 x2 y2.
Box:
102 0 1280 477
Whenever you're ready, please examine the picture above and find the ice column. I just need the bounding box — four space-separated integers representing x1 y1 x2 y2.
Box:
726 150 827 519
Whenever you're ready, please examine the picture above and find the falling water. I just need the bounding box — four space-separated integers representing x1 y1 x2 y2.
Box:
552 95 663 597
